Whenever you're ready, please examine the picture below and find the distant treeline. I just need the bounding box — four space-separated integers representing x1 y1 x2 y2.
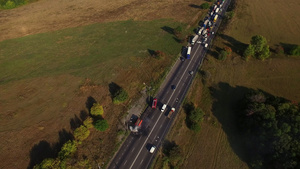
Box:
238 90 300 169
0 0 36 9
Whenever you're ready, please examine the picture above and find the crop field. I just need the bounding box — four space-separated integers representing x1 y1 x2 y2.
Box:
152 0 300 169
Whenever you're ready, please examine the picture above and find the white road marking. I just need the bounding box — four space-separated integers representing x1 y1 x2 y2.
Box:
159 124 163 129
124 160 128 165
131 147 135 153
140 159 144 165
166 42 202 105
129 112 164 169
129 29 203 169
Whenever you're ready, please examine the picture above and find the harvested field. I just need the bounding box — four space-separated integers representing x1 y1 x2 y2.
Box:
0 0 204 42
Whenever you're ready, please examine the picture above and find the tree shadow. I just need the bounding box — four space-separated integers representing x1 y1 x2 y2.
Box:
147 49 156 57
173 37 184 43
80 110 89 121
109 82 122 99
162 140 177 156
27 141 55 169
279 42 298 55
70 114 82 131
86 96 96 112
209 82 252 165
27 129 73 169
219 34 248 55
189 4 201 9
161 26 174 35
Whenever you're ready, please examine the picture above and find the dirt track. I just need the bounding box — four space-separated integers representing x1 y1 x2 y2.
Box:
0 0 201 42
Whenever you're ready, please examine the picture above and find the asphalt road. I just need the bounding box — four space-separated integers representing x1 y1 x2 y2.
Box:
108 1 231 169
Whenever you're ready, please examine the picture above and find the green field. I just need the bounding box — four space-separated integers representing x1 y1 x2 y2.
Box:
0 19 185 85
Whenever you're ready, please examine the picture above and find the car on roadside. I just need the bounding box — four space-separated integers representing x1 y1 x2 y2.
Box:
189 71 194 75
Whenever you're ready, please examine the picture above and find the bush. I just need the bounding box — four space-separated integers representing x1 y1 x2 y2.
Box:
200 2 210 9
90 103 104 116
34 158 60 169
3 0 15 8
225 11 235 20
58 140 77 159
217 50 228 60
112 88 129 104
174 26 183 35
275 45 284 54
74 125 90 142
289 45 300 56
94 119 109 131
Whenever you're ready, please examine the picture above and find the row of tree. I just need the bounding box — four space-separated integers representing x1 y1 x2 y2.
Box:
238 90 300 169
34 103 109 169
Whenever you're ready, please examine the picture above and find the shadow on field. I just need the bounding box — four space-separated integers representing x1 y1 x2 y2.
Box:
109 82 122 99
161 26 174 35
28 129 74 169
86 96 96 113
189 4 201 9
209 82 251 164
219 34 248 55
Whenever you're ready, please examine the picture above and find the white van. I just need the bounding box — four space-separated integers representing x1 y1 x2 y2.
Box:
150 146 156 153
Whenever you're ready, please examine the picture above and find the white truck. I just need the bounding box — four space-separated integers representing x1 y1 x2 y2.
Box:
187 46 192 59
202 29 207 36
191 35 199 45
203 19 209 28
198 27 204 35
215 8 220 14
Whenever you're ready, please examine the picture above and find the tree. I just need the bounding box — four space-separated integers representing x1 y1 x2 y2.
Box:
94 119 109 131
243 44 255 58
90 103 104 116
58 140 77 159
83 117 94 129
251 35 267 52
247 35 270 60
112 88 129 104
258 45 270 60
169 145 183 167
74 125 90 142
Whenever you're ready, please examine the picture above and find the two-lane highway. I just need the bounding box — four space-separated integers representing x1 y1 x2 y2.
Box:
108 1 231 168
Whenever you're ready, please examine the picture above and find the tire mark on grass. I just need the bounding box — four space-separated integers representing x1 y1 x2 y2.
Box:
210 128 223 169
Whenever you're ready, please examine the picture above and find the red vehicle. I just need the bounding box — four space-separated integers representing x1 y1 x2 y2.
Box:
152 98 157 109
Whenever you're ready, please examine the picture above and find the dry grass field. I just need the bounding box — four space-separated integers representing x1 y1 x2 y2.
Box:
226 0 300 47
0 0 203 42
152 0 300 168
